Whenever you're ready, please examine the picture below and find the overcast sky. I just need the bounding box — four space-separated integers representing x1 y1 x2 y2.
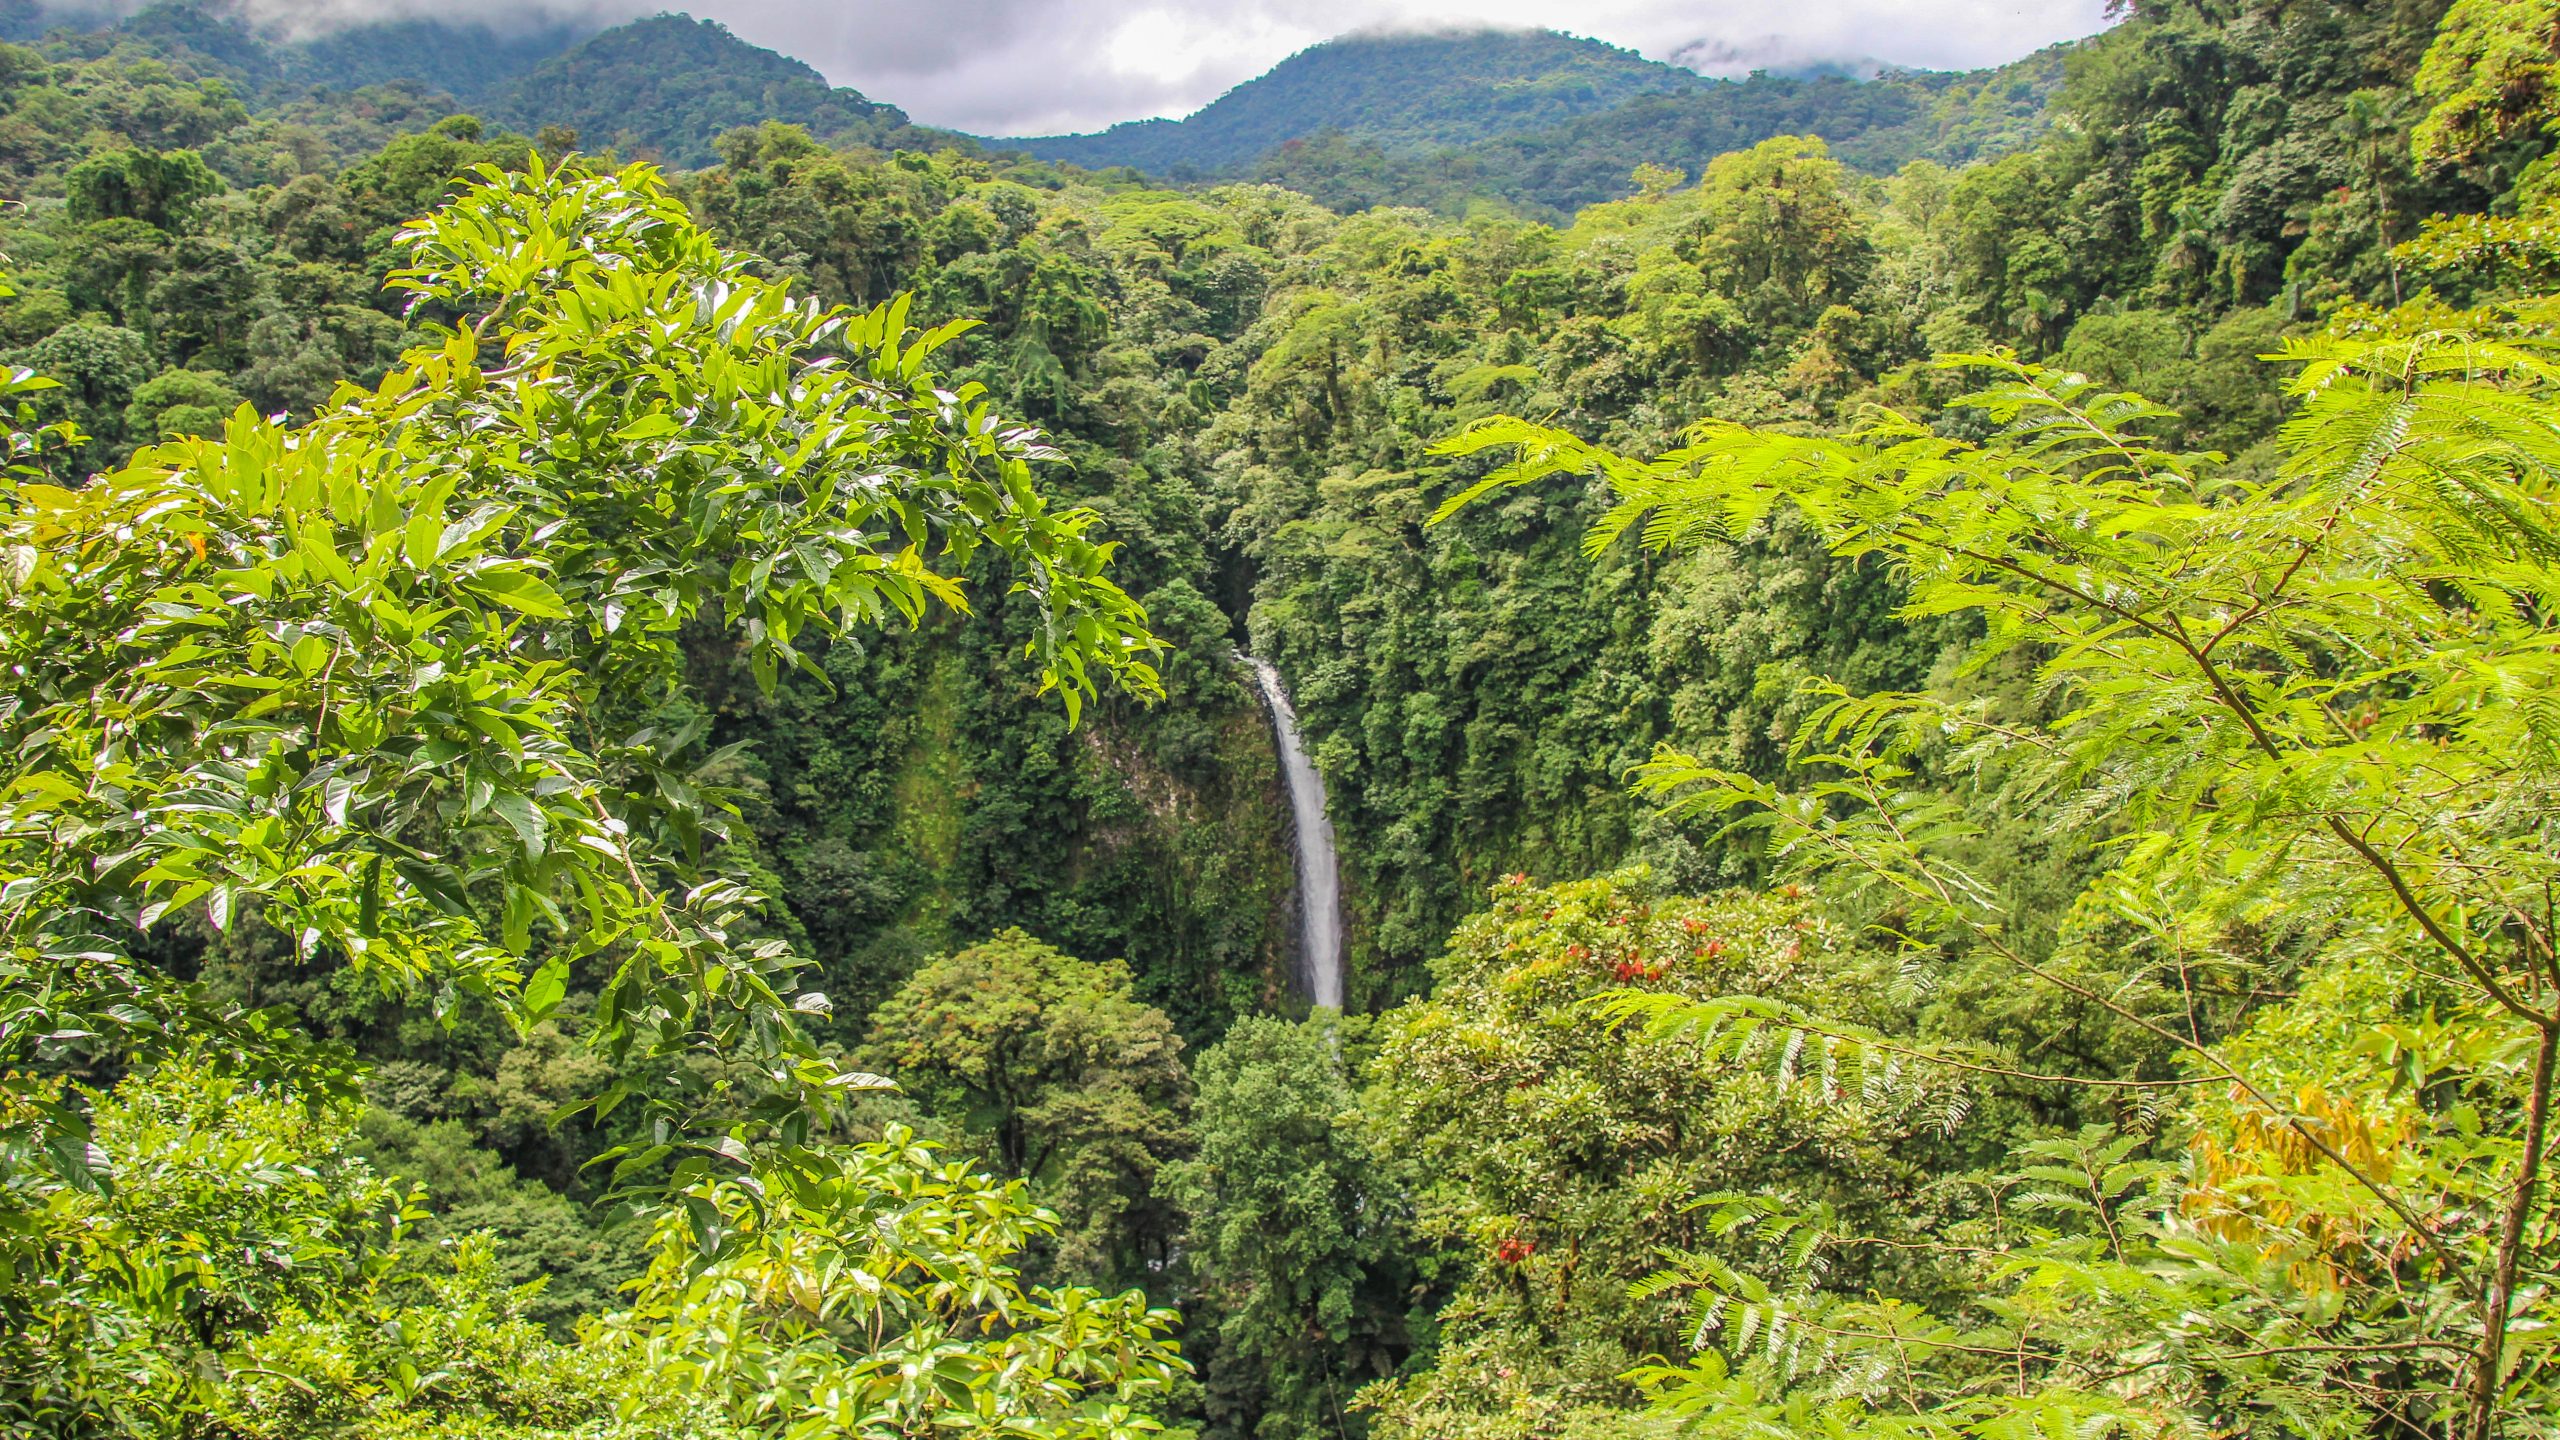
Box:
77 0 2120 136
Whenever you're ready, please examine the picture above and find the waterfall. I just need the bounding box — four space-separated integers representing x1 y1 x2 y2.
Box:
1242 656 1345 1011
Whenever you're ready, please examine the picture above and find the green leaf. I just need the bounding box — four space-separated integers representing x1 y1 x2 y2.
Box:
682 1194 725 1259
488 791 547 856
615 413 683 442
42 1134 109 1198
457 566 569 619
523 956 570 1019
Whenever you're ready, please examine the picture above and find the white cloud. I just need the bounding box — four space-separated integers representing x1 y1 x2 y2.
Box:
54 0 2117 135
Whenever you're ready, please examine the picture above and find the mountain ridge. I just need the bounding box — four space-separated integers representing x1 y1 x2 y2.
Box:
1005 27 1713 176
8 4 2068 214
5 3 943 169
478 14 926 167
1001 24 2068 216
3 0 592 97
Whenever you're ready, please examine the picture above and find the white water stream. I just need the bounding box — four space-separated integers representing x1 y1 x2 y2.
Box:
1243 656 1345 1011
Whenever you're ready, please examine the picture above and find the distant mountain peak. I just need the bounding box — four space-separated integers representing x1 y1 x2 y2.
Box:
1010 25 1709 177
481 12 919 168
15 0 592 45
13 2 928 170
1668 34 1886 81
7 1 593 104
1320 21 1563 46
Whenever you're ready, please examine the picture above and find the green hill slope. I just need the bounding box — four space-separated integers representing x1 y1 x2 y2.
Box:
277 18 593 102
5 5 938 173
1412 45 2069 214
1005 24 2065 216
20 2 584 102
481 15 926 168
14 6 2055 205
1009 27 1711 176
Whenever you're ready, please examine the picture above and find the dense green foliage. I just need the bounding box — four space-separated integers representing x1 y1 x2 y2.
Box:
1431 294 2560 1433
7 0 2560 1434
863 931 1191 1292
1170 1015 1413 1440
10 1060 1179 1438
0 155 1168 1434
1358 875 1958 1440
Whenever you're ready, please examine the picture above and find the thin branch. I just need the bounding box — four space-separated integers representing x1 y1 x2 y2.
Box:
2198 504 2344 659
1985 928 2476 1288
2467 1018 2559 1440
2089 1337 2472 1385
1674 1003 2217 1091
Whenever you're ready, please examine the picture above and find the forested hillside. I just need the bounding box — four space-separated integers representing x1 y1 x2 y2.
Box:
0 5 2061 217
0 2 950 175
476 14 930 167
1011 28 1714 175
1 1 583 106
1359 43 2067 215
8 0 2560 1436
1015 26 2066 216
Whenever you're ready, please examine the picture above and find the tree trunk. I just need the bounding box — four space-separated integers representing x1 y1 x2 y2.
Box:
2467 1020 2559 1440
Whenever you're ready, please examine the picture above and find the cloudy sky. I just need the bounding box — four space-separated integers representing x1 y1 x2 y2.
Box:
78 0 2120 136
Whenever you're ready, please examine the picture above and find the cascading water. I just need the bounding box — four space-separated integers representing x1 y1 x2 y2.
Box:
1242 655 1345 1011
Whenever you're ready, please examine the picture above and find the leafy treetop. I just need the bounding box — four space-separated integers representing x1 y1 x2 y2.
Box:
0 154 1160 1231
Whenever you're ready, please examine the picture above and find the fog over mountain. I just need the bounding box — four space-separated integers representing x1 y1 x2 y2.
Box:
24 0 2111 135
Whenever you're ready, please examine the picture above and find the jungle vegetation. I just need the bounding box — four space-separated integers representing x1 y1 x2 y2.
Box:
4 0 2560 1437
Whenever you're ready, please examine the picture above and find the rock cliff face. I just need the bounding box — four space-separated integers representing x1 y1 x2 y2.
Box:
690 624 1294 1043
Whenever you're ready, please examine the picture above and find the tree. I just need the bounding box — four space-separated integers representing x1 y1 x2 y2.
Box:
0 1057 612 1436
5 318 151 454
62 147 220 231
1170 1015 1411 1440
1356 872 1946 1440
2414 0 2560 171
0 157 1165 1424
4 1059 1184 1439
862 930 1190 1292
1686 136 1874 339
1434 312 2560 1437
122 367 243 443
590 1126 1184 1440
